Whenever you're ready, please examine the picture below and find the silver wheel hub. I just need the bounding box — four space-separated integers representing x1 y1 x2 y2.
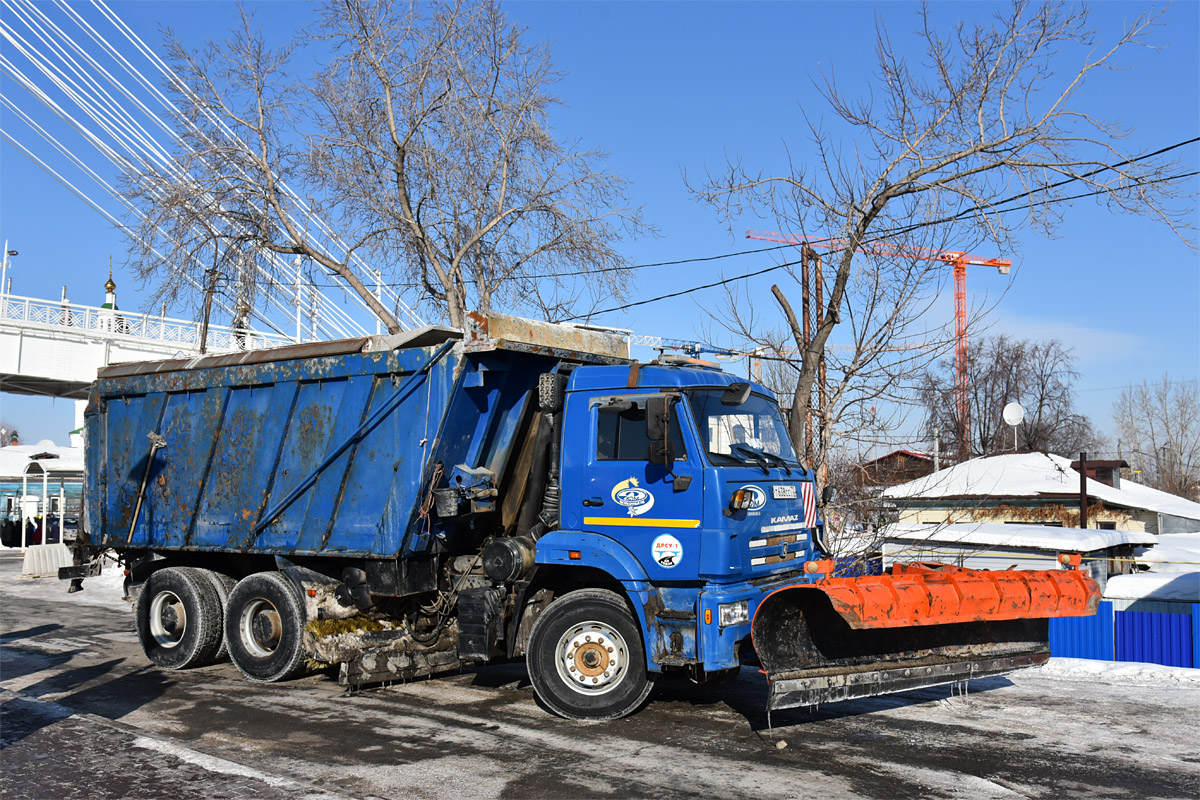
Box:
240 598 282 658
554 621 628 696
149 590 186 649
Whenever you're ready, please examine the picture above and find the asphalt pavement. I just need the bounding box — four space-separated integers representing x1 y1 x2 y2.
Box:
2 549 1199 800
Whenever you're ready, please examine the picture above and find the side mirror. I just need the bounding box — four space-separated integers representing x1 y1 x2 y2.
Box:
721 382 752 406
649 439 676 472
821 486 837 505
646 395 670 441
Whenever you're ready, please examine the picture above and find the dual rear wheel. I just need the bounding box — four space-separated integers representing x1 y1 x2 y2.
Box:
136 568 307 682
136 571 654 718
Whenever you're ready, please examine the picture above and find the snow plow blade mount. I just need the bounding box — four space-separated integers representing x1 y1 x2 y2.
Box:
752 563 1101 712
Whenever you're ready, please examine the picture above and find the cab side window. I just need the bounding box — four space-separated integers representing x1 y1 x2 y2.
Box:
596 401 687 461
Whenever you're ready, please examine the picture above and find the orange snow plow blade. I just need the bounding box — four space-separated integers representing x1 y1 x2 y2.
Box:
752 562 1100 712
797 561 1099 629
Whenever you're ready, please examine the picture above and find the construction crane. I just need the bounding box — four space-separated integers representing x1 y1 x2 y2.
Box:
746 230 1012 460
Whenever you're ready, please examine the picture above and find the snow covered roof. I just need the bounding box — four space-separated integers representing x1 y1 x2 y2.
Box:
0 441 85 478
882 452 1200 523
1103 573 1200 603
879 522 1156 553
1135 533 1200 574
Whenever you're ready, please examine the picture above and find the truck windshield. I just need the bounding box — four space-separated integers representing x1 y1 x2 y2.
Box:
687 389 801 468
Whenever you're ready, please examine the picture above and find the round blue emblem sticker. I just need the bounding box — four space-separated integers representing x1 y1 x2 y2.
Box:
652 534 683 569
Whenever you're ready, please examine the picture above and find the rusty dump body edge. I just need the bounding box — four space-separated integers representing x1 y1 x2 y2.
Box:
750 563 1101 711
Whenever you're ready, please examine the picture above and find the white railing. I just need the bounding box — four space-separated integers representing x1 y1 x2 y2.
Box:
0 293 294 353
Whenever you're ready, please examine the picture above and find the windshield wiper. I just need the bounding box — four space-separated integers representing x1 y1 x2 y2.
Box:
759 451 793 476
730 444 771 475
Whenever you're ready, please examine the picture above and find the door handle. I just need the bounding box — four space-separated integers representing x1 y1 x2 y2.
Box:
582 497 604 507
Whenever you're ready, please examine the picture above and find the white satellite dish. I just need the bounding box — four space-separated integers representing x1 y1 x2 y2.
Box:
1002 402 1024 451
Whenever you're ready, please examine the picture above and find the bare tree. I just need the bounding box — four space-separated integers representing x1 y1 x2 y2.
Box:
125 0 651 332
1113 376 1200 500
922 335 1103 457
692 1 1193 465
714 244 956 483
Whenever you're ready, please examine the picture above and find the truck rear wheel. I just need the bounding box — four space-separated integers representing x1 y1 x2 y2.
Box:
202 570 237 664
224 572 308 682
135 566 223 670
526 589 652 720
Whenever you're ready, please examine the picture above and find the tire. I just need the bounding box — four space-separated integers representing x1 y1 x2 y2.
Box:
135 566 224 670
224 572 308 682
202 570 237 663
526 589 653 720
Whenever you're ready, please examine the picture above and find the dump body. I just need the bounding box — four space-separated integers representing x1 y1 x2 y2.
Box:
85 320 614 562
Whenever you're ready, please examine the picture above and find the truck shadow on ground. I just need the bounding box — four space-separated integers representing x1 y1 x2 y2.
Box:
441 661 1014 730
0 694 74 750
0 623 64 642
2 640 171 735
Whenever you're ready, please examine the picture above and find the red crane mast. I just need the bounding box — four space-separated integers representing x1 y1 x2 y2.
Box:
745 230 1012 461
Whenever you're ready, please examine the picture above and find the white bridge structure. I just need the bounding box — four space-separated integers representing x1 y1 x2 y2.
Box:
0 290 291 402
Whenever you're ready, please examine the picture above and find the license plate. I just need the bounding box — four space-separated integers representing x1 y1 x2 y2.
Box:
772 485 797 499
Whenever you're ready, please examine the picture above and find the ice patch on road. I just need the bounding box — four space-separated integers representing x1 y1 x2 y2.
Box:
1032 657 1200 685
388 680 506 706
131 735 352 799
339 755 512 800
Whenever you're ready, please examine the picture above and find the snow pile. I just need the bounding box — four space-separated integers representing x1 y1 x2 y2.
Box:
2 551 132 613
1036 657 1200 685
1103 572 1199 603
1136 532 1200 573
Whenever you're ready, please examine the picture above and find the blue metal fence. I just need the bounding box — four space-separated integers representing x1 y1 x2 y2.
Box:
1049 601 1115 661
1049 601 1199 669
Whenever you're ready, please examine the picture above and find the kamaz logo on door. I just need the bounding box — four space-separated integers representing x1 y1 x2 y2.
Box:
740 485 767 513
612 477 655 517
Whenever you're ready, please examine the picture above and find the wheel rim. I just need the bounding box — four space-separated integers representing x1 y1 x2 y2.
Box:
149 590 186 649
239 597 283 658
553 620 629 696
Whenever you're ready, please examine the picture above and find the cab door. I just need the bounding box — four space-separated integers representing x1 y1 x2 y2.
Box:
567 393 703 579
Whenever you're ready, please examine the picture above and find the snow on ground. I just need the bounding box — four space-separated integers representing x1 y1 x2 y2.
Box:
1137 532 1200 573
0 550 132 614
1033 657 1200 685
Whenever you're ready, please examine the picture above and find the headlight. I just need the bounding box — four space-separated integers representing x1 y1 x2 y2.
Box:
718 600 749 628
730 489 752 510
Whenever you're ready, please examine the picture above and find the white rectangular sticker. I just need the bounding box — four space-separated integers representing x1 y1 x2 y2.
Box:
772 484 797 499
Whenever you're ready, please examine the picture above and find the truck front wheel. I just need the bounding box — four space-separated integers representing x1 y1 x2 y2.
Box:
224 572 308 682
135 566 223 670
526 589 652 720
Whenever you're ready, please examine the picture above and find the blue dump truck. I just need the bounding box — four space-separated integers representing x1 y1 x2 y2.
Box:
65 313 1099 719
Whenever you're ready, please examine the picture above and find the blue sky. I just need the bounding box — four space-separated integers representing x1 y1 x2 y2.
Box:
2 0 1197 450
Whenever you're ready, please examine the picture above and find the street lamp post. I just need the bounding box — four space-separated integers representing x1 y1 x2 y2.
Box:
1 241 17 311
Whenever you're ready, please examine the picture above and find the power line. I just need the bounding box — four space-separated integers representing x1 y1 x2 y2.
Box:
566 167 1200 320
302 137 1200 293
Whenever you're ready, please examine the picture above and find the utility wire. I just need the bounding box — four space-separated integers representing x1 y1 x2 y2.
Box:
566 168 1200 321
298 138 1200 291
